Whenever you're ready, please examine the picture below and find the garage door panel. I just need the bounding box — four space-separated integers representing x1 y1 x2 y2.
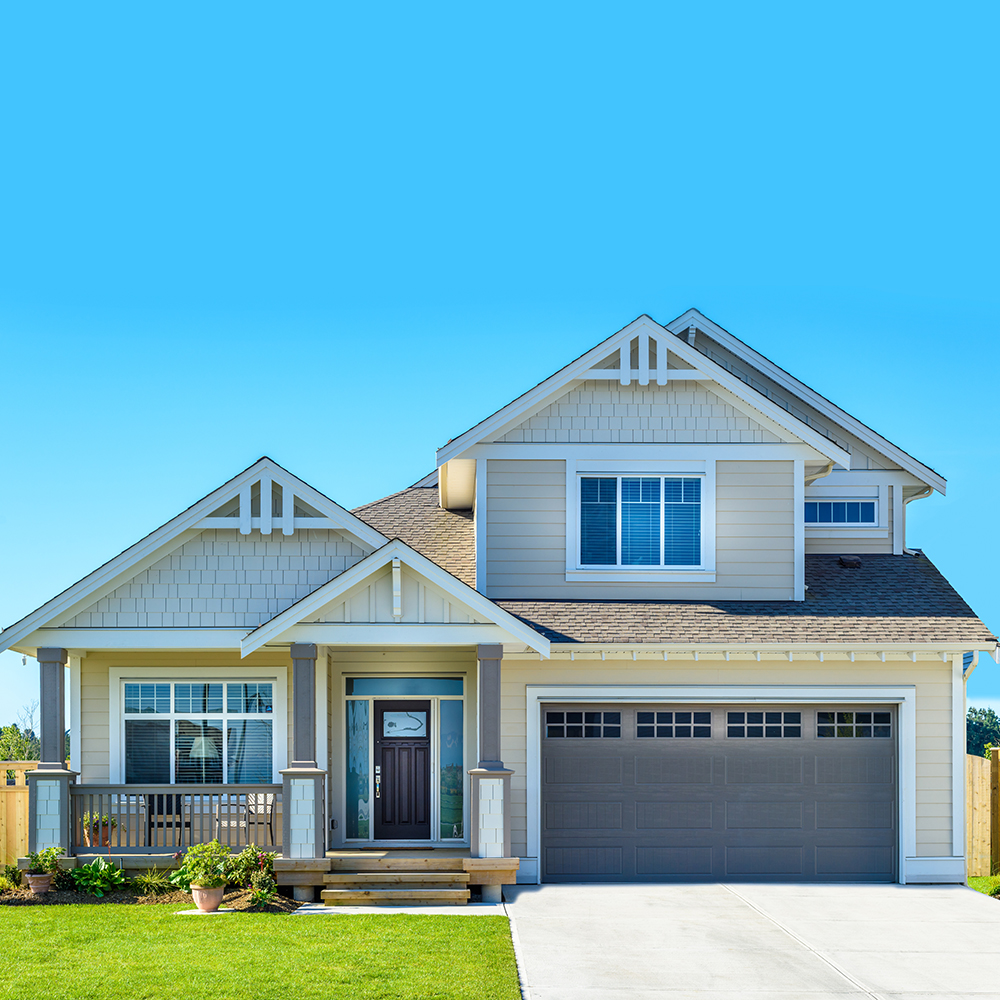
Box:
637 846 714 875
545 801 623 831
637 801 714 829
541 702 897 883
635 755 714 784
726 801 804 829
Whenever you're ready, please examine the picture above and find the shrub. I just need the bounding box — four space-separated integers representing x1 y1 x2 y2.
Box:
248 868 278 910
225 845 276 888
3 865 22 888
70 857 127 897
172 839 231 890
0 875 16 894
26 847 64 875
131 866 174 897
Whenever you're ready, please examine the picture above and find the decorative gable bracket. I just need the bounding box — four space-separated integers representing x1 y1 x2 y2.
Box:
581 326 709 386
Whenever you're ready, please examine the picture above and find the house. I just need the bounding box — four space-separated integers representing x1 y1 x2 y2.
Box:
3 309 995 900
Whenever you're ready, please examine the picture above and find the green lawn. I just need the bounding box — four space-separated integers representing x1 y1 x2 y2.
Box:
0 907 522 1000
969 876 1000 897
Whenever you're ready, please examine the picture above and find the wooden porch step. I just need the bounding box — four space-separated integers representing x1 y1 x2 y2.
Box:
328 857 467 872
321 888 470 906
324 872 470 886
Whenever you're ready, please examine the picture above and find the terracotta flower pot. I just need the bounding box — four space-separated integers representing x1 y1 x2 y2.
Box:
190 885 226 912
25 873 53 895
83 824 113 848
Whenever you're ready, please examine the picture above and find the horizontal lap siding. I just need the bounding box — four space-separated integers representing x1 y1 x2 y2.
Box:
499 656 955 861
485 459 795 600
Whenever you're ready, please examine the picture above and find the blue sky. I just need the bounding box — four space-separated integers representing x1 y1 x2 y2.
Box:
1 2 998 725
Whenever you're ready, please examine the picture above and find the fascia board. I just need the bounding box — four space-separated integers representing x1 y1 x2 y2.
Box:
241 539 549 657
0 457 389 657
538 641 992 655
666 309 946 494
435 315 661 465
651 320 852 467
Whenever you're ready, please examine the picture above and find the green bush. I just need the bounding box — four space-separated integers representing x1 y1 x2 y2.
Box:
70 857 127 897
171 839 231 890
26 847 64 875
3 864 22 888
0 875 16 894
131 866 174 897
248 869 278 910
225 844 276 888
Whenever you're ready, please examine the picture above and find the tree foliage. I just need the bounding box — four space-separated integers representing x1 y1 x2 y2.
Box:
967 707 1000 757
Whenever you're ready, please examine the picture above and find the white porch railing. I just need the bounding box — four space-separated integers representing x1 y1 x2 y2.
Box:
69 784 282 854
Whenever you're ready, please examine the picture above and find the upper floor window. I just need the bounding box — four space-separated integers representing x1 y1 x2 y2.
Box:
580 475 702 567
805 499 877 525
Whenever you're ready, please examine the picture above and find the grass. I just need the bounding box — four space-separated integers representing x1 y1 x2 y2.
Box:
969 875 1000 897
0 906 522 1000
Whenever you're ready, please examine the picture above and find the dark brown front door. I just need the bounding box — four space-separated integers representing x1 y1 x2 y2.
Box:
374 700 431 840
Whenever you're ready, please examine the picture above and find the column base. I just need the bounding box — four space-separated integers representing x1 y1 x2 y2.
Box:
481 884 502 904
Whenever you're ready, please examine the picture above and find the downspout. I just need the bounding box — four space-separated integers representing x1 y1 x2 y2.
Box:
902 486 933 555
963 650 980 680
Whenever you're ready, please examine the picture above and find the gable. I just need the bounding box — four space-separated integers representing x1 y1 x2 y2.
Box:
301 562 492 625
61 527 369 630
492 379 796 445
436 315 851 470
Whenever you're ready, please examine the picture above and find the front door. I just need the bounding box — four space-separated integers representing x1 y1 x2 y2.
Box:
374 700 431 839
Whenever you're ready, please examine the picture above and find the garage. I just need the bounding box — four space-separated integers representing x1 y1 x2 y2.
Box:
540 703 897 882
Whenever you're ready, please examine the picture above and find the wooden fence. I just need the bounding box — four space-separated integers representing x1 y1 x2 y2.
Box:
967 749 999 877
0 762 35 867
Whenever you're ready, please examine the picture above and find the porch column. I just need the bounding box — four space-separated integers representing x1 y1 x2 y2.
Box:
280 643 326 897
470 643 513 902
27 648 76 854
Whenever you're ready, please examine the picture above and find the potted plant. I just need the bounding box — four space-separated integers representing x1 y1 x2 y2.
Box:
82 812 117 848
176 839 231 912
24 847 64 894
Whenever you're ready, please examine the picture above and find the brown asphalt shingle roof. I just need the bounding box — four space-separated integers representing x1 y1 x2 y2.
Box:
353 487 475 587
353 487 995 647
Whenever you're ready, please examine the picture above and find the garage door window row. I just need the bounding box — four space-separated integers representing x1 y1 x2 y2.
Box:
637 711 711 738
546 711 622 738
817 711 892 738
727 711 802 738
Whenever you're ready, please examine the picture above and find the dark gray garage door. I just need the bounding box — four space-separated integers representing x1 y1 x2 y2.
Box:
541 703 896 882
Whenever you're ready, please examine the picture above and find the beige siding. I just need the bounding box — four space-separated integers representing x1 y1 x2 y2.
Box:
494 380 790 444
499 654 956 861
485 459 795 600
63 529 368 630
78 651 294 783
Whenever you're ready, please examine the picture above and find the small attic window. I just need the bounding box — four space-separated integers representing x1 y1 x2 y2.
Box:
805 500 877 525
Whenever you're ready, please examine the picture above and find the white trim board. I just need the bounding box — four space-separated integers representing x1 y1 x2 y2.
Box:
523 684 934 885
664 309 946 494
107 664 288 784
436 315 851 470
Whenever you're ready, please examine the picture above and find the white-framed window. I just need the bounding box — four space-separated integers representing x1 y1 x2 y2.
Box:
565 460 715 581
111 667 287 785
804 499 878 525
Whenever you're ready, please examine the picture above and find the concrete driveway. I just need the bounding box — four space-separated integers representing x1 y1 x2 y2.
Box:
504 882 1000 1000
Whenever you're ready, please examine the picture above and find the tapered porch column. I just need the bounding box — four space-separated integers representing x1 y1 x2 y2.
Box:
280 643 326 896
469 644 513 902
26 648 77 854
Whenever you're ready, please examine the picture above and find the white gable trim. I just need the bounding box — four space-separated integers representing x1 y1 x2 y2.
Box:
435 315 851 469
240 538 549 657
0 457 388 656
666 309 946 494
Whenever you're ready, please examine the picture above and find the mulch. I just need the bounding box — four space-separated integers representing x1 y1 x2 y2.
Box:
0 886 301 913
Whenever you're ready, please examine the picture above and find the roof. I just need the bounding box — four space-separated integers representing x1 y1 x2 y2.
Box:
352 487 475 587
494 554 997 647
348 486 994 648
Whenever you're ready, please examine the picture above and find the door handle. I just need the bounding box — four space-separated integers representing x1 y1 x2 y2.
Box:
375 765 381 799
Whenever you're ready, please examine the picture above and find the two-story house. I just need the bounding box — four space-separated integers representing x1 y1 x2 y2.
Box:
3 310 994 902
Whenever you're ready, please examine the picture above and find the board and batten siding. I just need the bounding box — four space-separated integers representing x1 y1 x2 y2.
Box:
77 651 294 783
484 458 795 600
499 655 957 867
62 529 368 630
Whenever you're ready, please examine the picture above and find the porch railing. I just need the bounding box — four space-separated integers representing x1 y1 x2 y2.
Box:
69 784 282 854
